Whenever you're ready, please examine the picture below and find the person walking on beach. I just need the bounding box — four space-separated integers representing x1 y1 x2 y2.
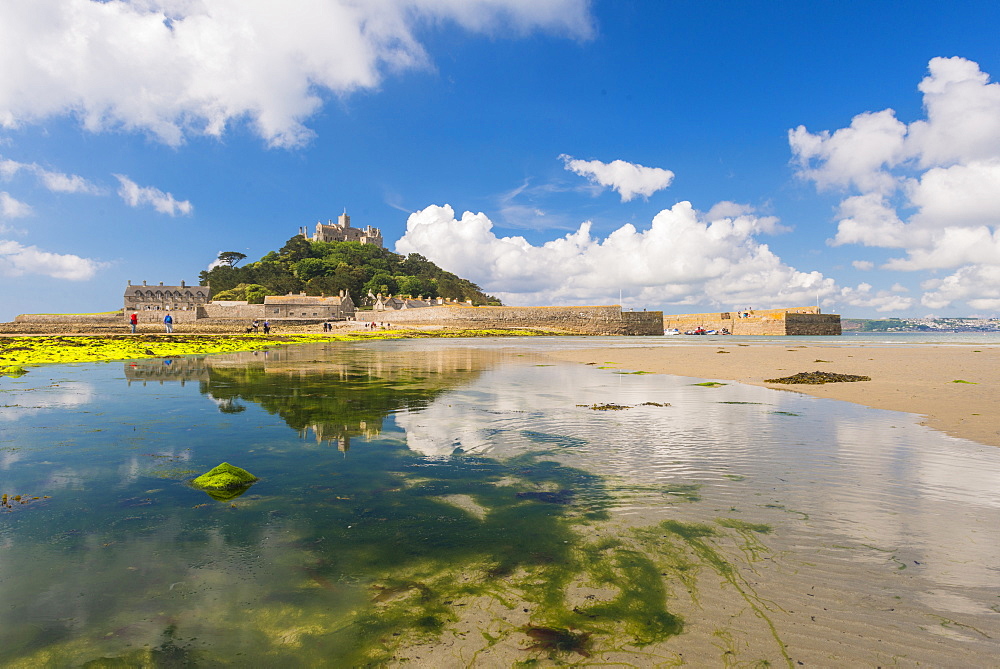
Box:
163 312 173 333
129 312 138 334
263 320 270 335
251 319 259 333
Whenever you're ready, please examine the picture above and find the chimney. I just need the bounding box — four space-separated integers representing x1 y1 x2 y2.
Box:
127 280 131 286
159 281 164 286
180 280 185 287
143 280 147 286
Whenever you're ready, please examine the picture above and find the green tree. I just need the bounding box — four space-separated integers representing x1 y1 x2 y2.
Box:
363 272 398 297
217 251 247 267
295 257 328 281
279 235 315 262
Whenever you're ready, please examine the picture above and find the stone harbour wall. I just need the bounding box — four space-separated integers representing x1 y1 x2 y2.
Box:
663 306 841 336
785 312 842 335
197 303 267 320
357 305 664 335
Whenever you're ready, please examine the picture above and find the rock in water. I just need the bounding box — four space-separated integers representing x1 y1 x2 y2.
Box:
191 462 258 491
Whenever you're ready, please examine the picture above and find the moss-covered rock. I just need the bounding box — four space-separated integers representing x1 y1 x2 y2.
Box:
191 462 258 492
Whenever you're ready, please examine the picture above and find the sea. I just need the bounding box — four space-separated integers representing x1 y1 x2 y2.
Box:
1 335 998 666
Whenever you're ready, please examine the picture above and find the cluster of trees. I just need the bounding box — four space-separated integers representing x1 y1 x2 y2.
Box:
198 236 501 306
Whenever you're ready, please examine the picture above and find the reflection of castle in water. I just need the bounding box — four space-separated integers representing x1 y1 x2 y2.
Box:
299 420 380 452
123 345 499 450
125 357 211 385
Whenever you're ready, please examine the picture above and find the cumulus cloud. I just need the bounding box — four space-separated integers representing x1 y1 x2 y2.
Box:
115 174 193 215
0 192 32 218
396 203 836 309
560 155 674 201
836 283 914 313
791 57 1000 311
0 239 104 280
852 260 874 271
0 156 100 194
921 266 1000 310
0 0 592 148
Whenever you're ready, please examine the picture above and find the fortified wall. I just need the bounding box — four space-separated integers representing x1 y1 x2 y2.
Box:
356 305 664 336
663 306 841 336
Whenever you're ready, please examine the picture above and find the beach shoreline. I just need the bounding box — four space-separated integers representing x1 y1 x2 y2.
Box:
544 342 1000 448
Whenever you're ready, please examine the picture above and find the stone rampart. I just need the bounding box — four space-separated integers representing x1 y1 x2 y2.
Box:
197 303 267 320
14 312 122 324
357 305 663 335
785 312 842 335
663 306 840 335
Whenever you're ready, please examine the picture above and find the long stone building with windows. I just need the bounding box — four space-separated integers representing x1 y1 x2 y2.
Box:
298 212 383 247
123 280 210 321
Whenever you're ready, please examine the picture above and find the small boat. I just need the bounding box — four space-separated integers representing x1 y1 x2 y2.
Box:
664 328 680 335
684 328 708 335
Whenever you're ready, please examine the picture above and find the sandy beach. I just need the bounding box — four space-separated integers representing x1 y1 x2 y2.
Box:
545 342 1000 448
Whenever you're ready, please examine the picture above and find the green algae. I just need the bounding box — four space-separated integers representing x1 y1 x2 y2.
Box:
633 519 791 666
190 463 258 501
693 381 727 387
0 329 553 370
952 379 978 384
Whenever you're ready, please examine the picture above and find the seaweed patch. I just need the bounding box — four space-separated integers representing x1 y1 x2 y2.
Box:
765 371 870 384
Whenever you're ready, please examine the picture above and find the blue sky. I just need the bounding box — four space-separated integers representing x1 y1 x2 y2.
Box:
2 0 1000 321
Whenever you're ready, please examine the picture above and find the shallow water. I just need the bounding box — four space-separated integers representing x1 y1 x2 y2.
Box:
2 339 999 666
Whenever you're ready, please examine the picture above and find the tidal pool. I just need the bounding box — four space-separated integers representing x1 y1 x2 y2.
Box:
1 338 998 666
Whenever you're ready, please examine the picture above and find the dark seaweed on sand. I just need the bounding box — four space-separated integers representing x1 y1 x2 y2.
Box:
765 370 871 384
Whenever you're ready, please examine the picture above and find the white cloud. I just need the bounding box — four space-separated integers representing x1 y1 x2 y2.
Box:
790 109 907 194
396 202 837 309
560 155 674 201
0 192 32 218
852 260 874 271
920 265 1000 310
0 156 100 194
0 239 104 280
791 57 1000 311
115 174 193 216
837 283 915 313
0 0 592 148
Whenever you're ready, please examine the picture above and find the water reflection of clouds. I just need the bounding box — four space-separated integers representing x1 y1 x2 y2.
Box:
0 381 96 422
398 360 1000 614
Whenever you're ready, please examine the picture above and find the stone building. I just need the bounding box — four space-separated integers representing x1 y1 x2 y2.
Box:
298 212 383 247
263 291 356 320
368 292 468 311
124 280 210 317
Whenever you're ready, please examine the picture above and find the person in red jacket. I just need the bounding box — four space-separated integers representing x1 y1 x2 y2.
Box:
129 312 138 334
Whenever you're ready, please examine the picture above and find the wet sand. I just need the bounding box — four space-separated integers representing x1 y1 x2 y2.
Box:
545 343 1000 447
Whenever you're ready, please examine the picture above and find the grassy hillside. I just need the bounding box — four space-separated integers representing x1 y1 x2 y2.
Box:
199 236 501 306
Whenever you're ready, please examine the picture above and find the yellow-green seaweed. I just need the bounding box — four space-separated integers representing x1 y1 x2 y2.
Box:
191 462 258 491
0 329 556 371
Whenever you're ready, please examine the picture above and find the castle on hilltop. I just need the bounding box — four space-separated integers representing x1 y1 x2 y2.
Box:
298 212 383 248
